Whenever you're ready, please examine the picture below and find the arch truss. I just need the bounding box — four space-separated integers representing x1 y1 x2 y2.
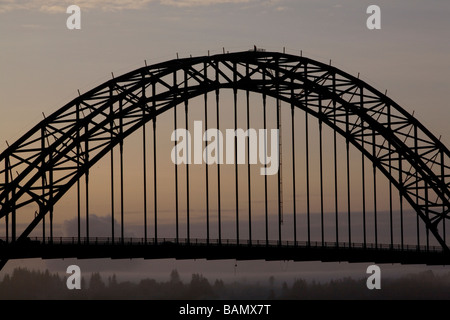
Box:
0 50 449 265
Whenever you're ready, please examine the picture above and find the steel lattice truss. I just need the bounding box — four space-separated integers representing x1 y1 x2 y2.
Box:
0 50 449 252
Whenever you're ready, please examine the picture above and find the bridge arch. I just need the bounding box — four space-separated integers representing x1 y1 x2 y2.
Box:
0 50 449 259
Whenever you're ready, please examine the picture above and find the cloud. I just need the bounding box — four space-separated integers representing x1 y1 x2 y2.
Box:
63 214 126 238
0 0 155 14
0 0 282 14
39 5 67 14
159 0 253 7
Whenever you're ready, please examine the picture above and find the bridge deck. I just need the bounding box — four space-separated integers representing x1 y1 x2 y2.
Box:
1 237 448 265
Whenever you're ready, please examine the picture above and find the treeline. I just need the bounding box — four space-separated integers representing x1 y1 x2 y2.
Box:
0 268 450 299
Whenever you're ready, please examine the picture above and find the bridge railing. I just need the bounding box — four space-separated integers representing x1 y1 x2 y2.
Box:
0 236 444 253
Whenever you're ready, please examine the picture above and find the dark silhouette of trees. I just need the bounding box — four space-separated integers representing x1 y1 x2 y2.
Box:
0 268 64 299
1 267 450 300
188 273 215 299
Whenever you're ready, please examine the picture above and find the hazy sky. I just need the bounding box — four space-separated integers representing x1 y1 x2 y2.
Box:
1 0 450 283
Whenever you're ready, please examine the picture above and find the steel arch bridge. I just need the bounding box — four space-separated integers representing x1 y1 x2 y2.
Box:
0 50 449 270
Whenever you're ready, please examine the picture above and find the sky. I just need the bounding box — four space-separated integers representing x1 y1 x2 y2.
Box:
1 0 450 287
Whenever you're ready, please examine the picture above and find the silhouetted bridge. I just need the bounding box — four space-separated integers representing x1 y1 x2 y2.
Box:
1 49 449 270
1 237 449 265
